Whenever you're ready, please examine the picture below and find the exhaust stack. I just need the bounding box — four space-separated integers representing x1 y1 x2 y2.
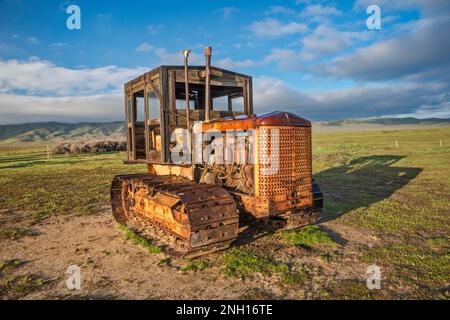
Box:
204 46 212 121
182 49 191 129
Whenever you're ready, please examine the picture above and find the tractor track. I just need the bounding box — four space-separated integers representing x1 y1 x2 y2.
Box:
110 174 240 258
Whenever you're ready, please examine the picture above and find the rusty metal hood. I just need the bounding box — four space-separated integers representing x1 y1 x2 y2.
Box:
194 111 311 131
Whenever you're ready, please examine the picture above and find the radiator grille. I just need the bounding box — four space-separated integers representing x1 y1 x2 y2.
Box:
257 126 312 207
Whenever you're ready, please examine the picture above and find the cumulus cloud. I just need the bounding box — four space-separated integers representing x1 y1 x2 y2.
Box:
353 0 450 17
316 17 450 81
153 47 204 65
253 77 450 119
0 41 25 55
309 82 449 119
249 18 308 38
263 48 305 69
0 93 123 124
300 4 342 17
1 71 448 123
152 47 256 70
302 25 369 55
0 53 260 124
0 58 146 96
262 25 370 70
136 43 153 53
51 42 67 47
215 58 256 69
253 76 315 110
147 24 164 35
26 36 40 45
265 6 296 15
0 58 147 124
217 6 239 20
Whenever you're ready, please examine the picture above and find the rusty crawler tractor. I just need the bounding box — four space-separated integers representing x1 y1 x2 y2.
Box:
111 47 324 257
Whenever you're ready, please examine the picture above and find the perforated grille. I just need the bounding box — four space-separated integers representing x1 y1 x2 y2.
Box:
257 126 312 207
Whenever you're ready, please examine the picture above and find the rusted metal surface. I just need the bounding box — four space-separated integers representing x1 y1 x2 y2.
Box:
111 174 239 257
195 118 314 220
124 63 253 165
269 210 321 230
255 126 312 209
204 47 212 121
182 49 191 129
194 111 311 132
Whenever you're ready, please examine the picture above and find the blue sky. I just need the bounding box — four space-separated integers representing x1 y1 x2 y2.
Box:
0 0 449 123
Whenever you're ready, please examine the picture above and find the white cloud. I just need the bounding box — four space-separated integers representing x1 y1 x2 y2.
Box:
253 76 450 119
0 58 146 96
253 76 315 112
147 24 164 35
249 18 308 38
136 43 153 52
215 58 255 69
353 0 450 17
317 17 450 81
0 93 123 124
218 6 239 20
51 42 67 47
382 15 401 25
1 72 448 124
263 48 305 69
153 47 204 65
27 36 40 45
261 25 370 70
0 58 146 124
300 4 342 17
152 47 255 69
302 25 369 55
0 41 25 55
266 6 296 15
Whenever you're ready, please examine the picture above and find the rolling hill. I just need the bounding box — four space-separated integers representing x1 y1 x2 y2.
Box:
322 117 450 126
0 122 126 145
0 117 449 147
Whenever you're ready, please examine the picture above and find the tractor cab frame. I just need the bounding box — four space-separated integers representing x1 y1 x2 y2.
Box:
124 65 253 165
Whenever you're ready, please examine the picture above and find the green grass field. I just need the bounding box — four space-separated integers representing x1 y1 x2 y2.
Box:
312 127 450 298
0 127 449 299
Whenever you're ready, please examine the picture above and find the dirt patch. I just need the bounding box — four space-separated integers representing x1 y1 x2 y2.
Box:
0 212 271 299
0 211 383 299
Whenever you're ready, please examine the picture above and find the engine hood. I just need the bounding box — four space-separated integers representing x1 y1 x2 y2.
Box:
194 111 311 131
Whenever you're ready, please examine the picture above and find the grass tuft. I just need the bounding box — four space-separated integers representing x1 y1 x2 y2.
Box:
280 225 337 248
0 228 29 241
118 224 161 254
181 260 209 273
222 248 289 279
0 259 25 275
426 237 449 250
156 258 170 267
0 274 47 299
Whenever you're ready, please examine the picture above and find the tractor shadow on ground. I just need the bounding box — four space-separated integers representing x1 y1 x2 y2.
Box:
234 155 422 247
313 155 423 223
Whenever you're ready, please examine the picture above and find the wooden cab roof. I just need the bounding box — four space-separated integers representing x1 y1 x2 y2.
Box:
124 65 252 94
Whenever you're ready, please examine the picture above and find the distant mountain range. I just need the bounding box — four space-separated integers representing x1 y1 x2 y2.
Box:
0 121 125 144
321 117 450 126
0 118 449 145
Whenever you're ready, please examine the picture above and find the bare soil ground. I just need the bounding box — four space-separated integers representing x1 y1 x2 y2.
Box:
1 212 251 299
0 210 383 300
